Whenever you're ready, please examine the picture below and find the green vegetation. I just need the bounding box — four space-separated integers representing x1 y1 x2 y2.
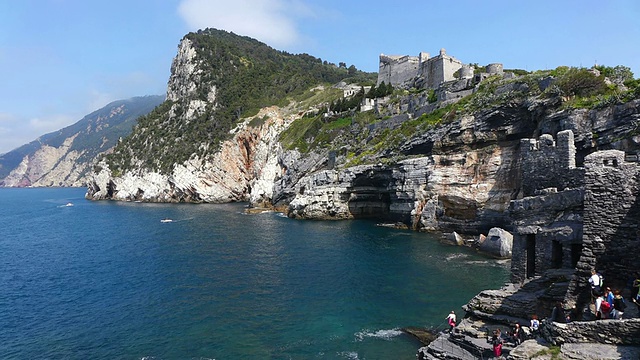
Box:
280 62 640 169
532 345 561 359
104 28 376 174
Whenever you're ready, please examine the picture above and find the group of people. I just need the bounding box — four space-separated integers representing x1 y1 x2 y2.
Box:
439 269 640 358
444 309 542 358
488 319 535 358
589 269 640 320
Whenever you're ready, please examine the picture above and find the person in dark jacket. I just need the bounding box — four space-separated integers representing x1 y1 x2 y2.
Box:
612 289 627 319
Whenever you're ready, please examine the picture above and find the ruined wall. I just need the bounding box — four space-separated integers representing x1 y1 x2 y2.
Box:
510 131 585 283
519 130 584 197
542 318 640 345
510 189 584 283
566 150 640 308
377 54 420 87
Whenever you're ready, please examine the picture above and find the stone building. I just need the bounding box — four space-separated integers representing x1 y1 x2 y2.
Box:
377 49 464 89
376 49 503 92
566 150 640 311
510 130 585 283
377 54 421 88
418 48 464 89
510 130 640 316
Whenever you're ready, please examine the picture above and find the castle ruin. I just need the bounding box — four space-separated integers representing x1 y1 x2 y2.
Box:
510 130 640 317
377 48 503 90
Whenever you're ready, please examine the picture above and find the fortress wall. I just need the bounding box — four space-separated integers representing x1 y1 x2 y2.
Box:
377 55 419 87
419 54 464 89
566 150 640 308
519 130 584 197
509 131 585 283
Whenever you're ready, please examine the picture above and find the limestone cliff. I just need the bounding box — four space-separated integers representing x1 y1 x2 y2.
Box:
86 30 640 239
0 96 163 187
87 106 291 203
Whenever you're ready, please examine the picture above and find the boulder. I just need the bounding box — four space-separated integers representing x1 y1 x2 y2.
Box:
443 231 465 246
478 227 513 258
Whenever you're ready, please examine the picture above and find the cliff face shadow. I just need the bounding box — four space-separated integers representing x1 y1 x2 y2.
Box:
347 169 393 220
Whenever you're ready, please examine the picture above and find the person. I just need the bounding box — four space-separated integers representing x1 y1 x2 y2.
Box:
510 323 524 345
491 329 503 358
589 269 604 296
612 289 626 319
595 294 603 319
530 314 540 336
550 302 565 323
604 287 614 307
596 294 612 319
632 273 640 303
445 310 456 333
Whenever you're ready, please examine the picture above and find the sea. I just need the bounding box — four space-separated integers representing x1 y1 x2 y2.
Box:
0 187 510 359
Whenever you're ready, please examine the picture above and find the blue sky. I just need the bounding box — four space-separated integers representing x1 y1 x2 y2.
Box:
1 0 639 154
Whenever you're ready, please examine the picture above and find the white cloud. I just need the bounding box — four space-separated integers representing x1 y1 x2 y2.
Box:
177 0 309 48
28 114 76 133
0 113 77 153
85 89 117 114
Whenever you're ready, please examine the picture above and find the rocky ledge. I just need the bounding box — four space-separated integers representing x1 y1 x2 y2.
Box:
416 271 640 360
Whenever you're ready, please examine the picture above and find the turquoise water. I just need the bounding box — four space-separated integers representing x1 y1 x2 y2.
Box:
0 187 509 359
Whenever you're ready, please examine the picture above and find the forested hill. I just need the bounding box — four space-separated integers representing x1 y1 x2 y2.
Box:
104 28 376 175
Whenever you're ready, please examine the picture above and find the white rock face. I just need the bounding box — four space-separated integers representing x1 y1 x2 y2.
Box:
2 134 94 187
87 107 293 203
166 39 202 102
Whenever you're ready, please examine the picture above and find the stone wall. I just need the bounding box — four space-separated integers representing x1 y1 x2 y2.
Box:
509 131 585 283
377 54 420 87
566 150 640 309
541 318 640 345
510 189 584 283
418 49 463 90
519 130 584 197
377 49 464 90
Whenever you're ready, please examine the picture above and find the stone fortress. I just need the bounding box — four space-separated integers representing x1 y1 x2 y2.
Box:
377 48 504 91
510 130 640 320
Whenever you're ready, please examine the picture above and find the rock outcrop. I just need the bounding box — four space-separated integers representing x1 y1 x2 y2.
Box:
478 227 513 258
87 107 291 203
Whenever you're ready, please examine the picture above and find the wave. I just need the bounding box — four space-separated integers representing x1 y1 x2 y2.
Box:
354 328 403 342
444 253 470 261
337 351 360 359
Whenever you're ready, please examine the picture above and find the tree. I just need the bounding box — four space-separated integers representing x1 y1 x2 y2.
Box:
376 82 388 98
348 65 357 75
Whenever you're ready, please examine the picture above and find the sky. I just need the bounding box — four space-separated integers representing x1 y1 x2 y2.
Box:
1 0 639 154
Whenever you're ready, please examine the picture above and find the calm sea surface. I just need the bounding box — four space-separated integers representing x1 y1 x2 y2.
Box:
0 187 509 359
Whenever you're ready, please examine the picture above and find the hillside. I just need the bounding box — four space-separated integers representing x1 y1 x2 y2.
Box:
104 28 376 175
0 95 164 187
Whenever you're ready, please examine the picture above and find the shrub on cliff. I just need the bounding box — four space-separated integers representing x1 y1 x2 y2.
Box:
556 67 606 97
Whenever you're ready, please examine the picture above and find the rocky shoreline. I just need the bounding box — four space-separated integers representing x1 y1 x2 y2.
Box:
408 270 640 359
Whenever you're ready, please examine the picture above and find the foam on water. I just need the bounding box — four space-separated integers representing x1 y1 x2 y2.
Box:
444 253 470 261
354 328 404 341
337 350 360 359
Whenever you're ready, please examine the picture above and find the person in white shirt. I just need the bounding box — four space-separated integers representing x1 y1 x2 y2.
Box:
589 269 603 296
445 311 456 333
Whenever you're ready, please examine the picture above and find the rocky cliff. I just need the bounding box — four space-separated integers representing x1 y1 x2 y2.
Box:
86 30 640 240
0 96 163 187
